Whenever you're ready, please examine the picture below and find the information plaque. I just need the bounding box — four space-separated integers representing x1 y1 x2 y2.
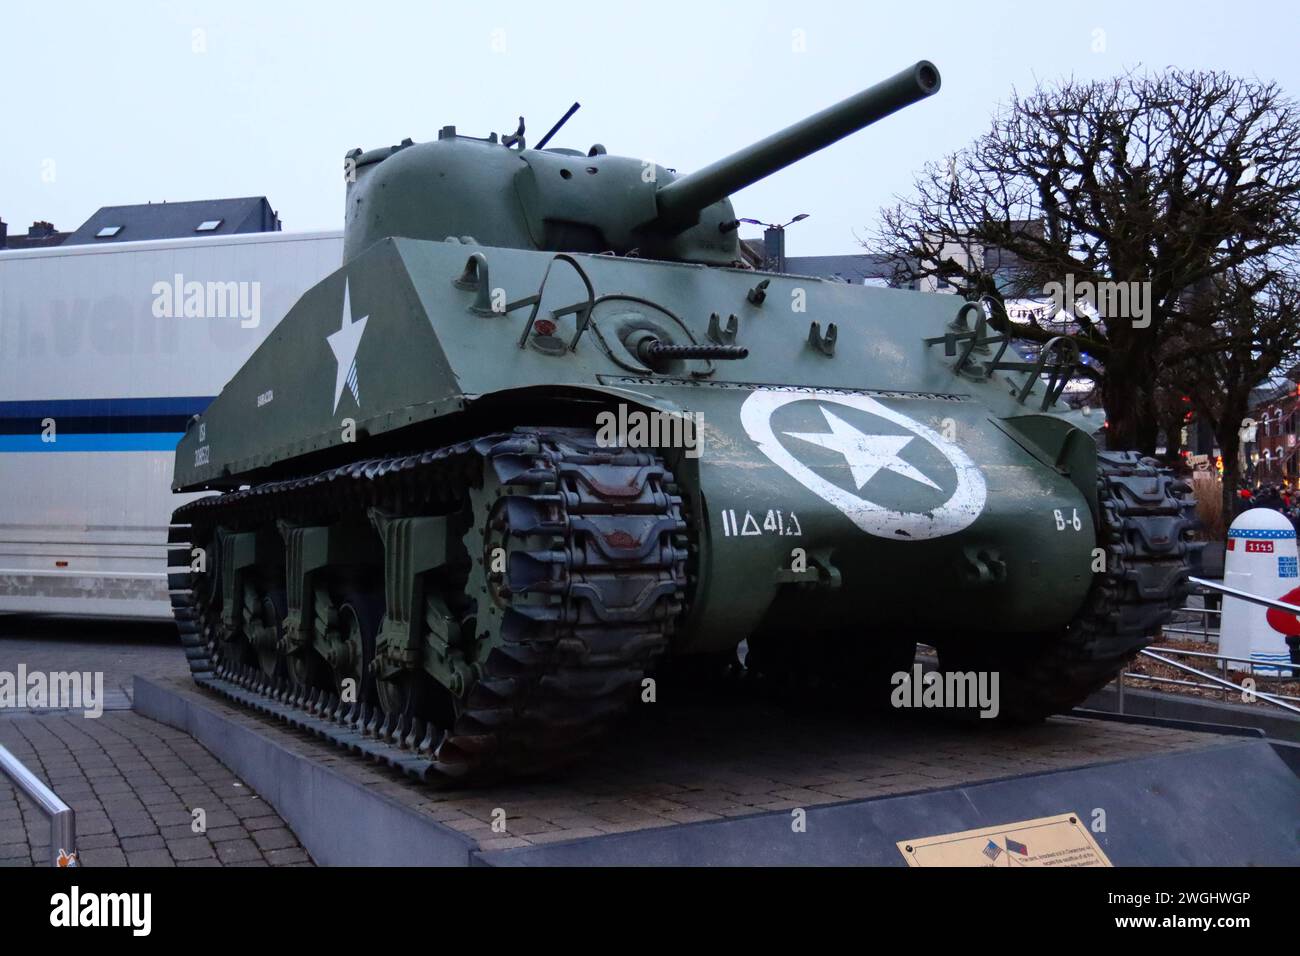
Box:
898 812 1112 867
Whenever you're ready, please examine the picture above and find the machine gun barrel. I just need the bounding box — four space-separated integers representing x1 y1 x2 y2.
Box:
637 340 749 364
651 60 940 231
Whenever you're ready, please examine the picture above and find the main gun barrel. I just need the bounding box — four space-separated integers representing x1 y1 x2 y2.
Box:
651 60 940 231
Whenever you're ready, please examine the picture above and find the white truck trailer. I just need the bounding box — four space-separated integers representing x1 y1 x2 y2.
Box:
0 230 343 619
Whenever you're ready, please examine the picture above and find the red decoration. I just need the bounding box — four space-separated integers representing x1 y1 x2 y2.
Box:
1266 586 1300 636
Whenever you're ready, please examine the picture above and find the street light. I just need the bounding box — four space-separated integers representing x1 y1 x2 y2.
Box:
735 214 810 272
737 213 810 229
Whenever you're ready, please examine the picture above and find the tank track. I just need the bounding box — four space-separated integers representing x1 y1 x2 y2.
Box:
939 450 1201 719
167 429 687 782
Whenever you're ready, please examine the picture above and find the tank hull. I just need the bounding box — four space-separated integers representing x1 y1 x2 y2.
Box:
175 238 1100 644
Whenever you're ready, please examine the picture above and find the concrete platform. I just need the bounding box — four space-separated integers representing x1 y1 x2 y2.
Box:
135 675 1300 866
1086 683 1300 743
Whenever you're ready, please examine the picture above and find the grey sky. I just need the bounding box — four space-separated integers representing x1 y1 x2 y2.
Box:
3 0 1295 256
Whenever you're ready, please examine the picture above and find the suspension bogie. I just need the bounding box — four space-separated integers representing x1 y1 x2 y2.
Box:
171 429 688 781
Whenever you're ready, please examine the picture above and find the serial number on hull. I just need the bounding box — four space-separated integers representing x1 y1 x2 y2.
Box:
720 508 802 537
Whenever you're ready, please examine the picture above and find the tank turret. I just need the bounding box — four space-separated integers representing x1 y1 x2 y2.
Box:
342 61 940 266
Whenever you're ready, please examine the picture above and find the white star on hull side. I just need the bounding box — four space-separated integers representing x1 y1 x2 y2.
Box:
327 279 369 413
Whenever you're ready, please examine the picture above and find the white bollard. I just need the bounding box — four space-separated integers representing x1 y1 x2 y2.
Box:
1219 508 1298 672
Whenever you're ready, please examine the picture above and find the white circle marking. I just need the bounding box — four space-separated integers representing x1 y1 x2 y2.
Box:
739 391 987 540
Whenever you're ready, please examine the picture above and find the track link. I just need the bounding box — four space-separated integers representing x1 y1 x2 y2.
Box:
939 450 1201 718
168 429 687 782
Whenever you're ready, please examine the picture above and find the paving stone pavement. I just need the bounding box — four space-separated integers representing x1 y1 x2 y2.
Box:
0 710 312 867
0 617 187 714
151 674 1228 853
0 618 1234 862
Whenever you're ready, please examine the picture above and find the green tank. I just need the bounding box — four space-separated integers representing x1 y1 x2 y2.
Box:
168 61 1198 781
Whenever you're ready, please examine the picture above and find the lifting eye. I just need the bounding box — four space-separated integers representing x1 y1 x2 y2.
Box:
559 169 573 180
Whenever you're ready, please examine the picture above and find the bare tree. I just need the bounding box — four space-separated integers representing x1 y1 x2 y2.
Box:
1161 265 1300 515
872 69 1300 453
1151 384 1195 462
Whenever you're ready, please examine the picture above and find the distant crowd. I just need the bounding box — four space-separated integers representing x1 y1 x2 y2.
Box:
1236 484 1300 530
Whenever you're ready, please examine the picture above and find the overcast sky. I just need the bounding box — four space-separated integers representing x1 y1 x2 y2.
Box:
3 0 1296 256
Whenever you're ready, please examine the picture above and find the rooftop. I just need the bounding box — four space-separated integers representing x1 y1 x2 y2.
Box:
63 196 281 245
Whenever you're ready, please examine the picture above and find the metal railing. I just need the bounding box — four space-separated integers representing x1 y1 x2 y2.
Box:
1120 647 1300 713
1113 576 1300 717
1190 575 1300 617
0 743 77 866
1161 604 1221 642
1135 646 1300 703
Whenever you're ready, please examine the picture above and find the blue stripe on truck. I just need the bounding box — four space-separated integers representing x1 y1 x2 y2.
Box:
0 432 185 452
0 396 213 418
0 396 214 446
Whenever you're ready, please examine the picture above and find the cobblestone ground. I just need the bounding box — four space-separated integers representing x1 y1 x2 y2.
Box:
0 617 311 867
0 616 188 709
1 616 1231 862
0 712 311 867
152 675 1227 854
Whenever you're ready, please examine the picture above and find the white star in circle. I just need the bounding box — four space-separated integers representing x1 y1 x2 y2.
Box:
784 406 942 493
327 279 368 413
